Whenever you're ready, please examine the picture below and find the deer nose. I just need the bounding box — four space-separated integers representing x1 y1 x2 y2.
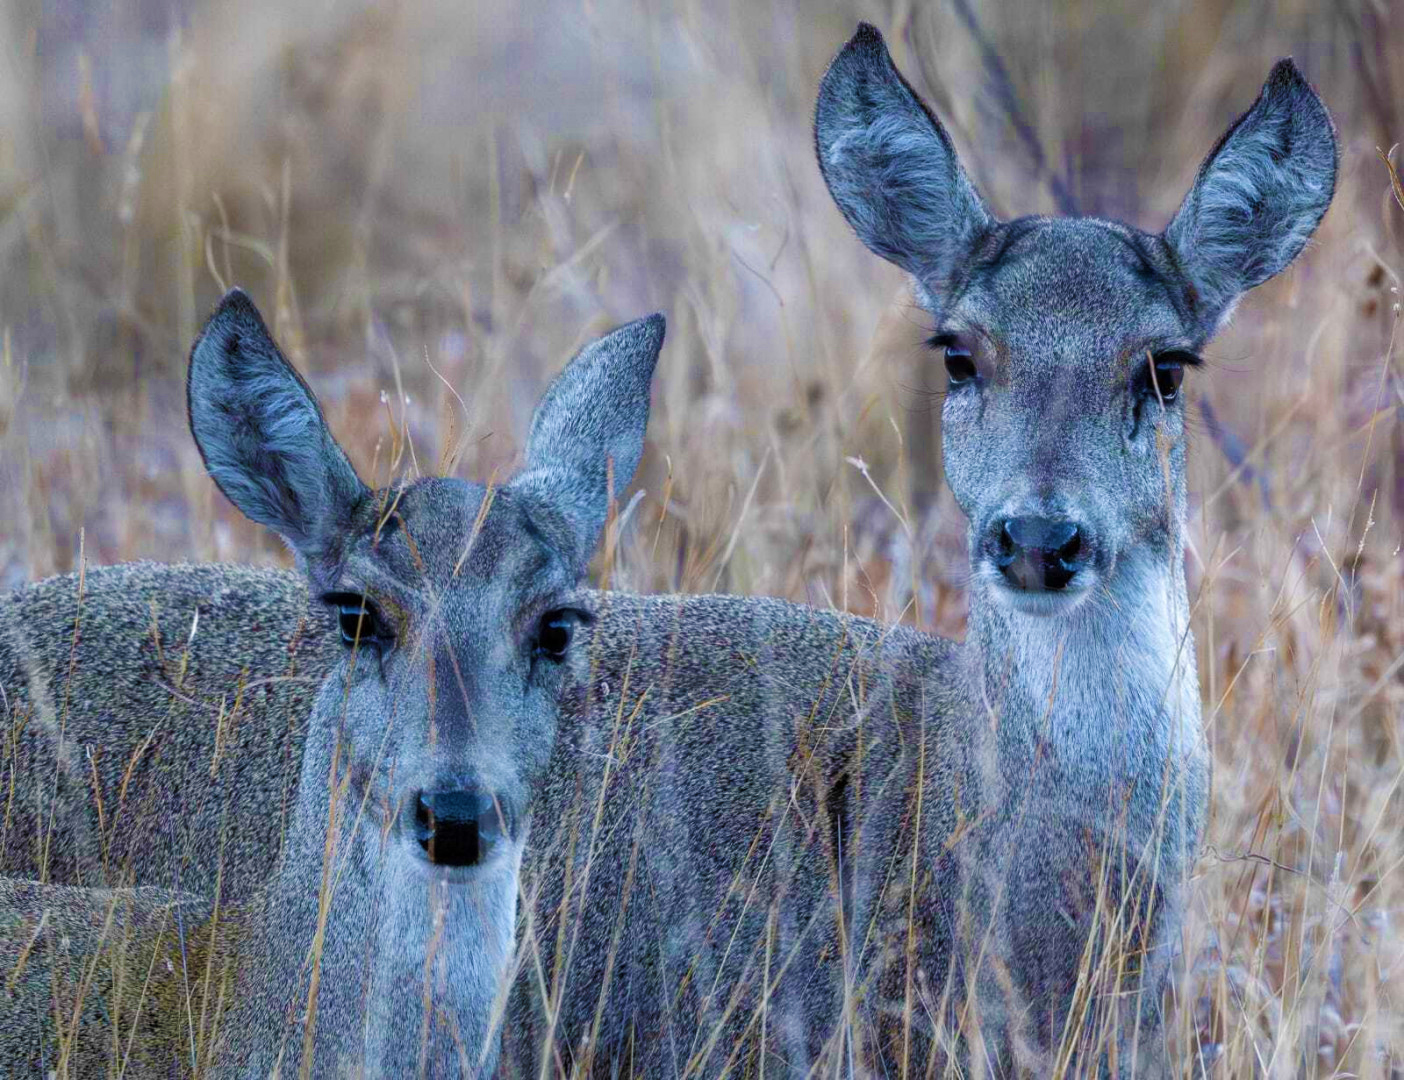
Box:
411 788 511 868
993 516 1086 591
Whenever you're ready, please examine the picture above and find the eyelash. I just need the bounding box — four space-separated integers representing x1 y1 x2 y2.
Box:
927 333 1203 402
320 593 594 670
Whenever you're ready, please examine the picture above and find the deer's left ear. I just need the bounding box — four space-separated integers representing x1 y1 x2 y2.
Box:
511 314 665 574
1164 59 1337 333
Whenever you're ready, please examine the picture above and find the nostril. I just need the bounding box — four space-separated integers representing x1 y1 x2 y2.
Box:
1055 528 1082 568
995 522 1017 567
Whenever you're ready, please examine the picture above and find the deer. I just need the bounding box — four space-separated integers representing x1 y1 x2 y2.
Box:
503 23 1335 1077
2 287 666 1077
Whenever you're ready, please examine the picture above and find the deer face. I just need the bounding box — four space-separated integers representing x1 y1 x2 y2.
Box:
814 24 1334 617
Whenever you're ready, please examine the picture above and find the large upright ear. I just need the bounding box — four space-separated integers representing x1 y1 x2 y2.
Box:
510 313 664 573
1164 59 1337 334
187 289 368 562
814 23 995 294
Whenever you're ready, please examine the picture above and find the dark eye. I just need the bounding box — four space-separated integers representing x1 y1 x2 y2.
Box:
1141 351 1197 404
943 344 978 387
929 333 979 389
322 592 393 651
535 610 581 663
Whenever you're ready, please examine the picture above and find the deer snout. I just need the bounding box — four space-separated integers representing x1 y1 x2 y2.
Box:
989 515 1090 592
406 786 514 868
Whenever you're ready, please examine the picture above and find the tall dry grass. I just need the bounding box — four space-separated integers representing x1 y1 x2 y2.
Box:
0 0 1401 1074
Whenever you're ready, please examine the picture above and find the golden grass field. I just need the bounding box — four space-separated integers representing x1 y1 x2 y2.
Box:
1 0 1402 1074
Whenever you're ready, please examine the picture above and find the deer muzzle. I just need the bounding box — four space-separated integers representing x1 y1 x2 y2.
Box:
411 787 512 868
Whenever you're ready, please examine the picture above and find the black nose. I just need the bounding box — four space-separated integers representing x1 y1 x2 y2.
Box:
413 788 509 867
993 516 1086 591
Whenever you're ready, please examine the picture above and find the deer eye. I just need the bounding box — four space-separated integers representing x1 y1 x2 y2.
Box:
1139 351 1198 404
534 610 585 663
931 333 978 388
322 593 394 652
945 347 977 387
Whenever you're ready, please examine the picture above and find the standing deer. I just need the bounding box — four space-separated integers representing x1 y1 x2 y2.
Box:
506 24 1335 1077
811 23 1332 1072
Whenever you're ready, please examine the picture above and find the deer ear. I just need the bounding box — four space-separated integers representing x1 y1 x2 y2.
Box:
814 23 995 294
187 289 368 563
1164 59 1336 333
511 314 664 573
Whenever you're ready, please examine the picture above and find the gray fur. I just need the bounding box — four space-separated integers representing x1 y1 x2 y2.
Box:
506 590 964 1077
1 292 665 1076
814 22 994 291
509 579 1200 1076
187 289 368 570
515 313 665 572
787 22 1332 1074
1165 59 1338 332
0 561 338 896
1 878 220 1076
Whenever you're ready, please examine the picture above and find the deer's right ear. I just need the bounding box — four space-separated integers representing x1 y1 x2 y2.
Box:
511 313 664 574
814 23 994 293
187 289 368 561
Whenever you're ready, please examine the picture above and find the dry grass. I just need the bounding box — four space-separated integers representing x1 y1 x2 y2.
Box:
1 0 1402 1075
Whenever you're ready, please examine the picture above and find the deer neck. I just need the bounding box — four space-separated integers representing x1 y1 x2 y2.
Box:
250 726 515 1077
966 541 1201 780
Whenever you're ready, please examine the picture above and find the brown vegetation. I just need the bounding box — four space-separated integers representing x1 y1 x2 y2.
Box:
1 1 1401 1074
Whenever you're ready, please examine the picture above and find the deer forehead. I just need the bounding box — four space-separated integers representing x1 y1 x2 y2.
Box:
340 478 572 618
947 219 1195 382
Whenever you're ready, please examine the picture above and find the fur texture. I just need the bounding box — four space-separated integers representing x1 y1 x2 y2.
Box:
0 561 338 897
514 313 664 573
0 878 220 1076
802 22 1334 1074
187 288 369 568
0 292 666 1076
814 22 994 291
1164 59 1338 332
506 590 965 1077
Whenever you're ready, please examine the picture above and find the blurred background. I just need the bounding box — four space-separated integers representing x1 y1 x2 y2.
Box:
1 0 1401 1073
